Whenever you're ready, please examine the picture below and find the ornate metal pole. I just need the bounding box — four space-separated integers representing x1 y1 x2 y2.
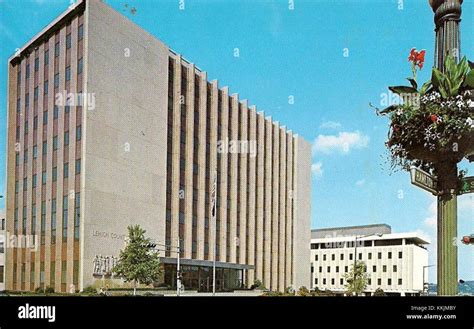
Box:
429 0 463 296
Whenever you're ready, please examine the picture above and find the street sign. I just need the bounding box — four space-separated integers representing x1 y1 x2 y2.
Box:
459 176 474 195
410 166 438 195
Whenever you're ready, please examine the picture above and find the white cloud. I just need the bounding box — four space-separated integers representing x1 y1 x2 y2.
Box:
312 131 369 154
423 200 437 228
319 121 342 130
311 162 323 178
355 179 366 186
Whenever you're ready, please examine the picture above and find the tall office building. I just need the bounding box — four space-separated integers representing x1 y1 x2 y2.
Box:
310 224 429 296
5 0 311 292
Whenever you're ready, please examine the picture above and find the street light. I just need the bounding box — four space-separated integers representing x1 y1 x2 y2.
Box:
352 233 383 296
423 265 435 296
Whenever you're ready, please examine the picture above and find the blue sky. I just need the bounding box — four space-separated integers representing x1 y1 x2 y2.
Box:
0 0 473 281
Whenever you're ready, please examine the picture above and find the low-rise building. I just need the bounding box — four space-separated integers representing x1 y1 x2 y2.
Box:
310 224 429 296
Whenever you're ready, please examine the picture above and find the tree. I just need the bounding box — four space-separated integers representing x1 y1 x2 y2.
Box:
343 261 369 296
113 225 162 296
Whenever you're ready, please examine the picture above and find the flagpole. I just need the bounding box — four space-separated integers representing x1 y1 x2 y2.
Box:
211 170 217 296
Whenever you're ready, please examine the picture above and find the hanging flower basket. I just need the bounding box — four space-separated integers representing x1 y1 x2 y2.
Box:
374 49 474 171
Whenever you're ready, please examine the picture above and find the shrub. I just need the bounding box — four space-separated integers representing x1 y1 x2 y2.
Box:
297 286 310 297
82 286 97 295
374 288 386 296
44 286 55 294
251 279 266 290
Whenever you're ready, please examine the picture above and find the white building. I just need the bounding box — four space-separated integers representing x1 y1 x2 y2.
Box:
310 224 429 296
0 209 5 291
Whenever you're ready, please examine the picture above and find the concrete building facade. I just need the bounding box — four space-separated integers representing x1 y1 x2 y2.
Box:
5 0 311 292
310 224 429 296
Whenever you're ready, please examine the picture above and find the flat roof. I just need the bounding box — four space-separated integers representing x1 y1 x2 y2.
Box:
9 0 85 64
311 232 430 245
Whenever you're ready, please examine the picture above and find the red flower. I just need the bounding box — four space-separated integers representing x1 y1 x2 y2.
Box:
408 48 426 70
430 114 440 123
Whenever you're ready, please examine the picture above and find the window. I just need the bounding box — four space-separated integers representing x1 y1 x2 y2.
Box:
0 266 5 283
345 266 348 273
331 254 335 261
34 86 39 100
388 252 392 259
65 105 70 114
64 131 69 146
26 64 30 79
358 253 362 260
393 265 397 272
368 279 371 285
64 163 69 178
377 278 381 286
327 266 330 273
42 171 46 185
75 159 81 174
42 141 47 155
378 252 382 259
54 105 59 119
61 261 67 284
340 278 343 285
33 145 38 159
368 252 372 260
76 125 82 141
383 265 387 273
398 278 402 285
23 177 27 190
55 42 60 57
66 33 71 49
25 93 29 109
44 80 48 95
373 265 376 272
323 254 326 261
51 199 57 243
74 193 80 240
78 58 83 74
52 167 57 182
31 205 36 235
53 135 58 150
44 50 49 66
65 66 71 81
315 255 318 261
34 57 39 71
318 266 322 273
15 153 19 166
340 254 344 261
16 98 20 112
331 278 335 285
41 201 46 244
78 24 84 40
398 251 403 259
314 278 318 285
43 111 48 125
336 266 339 273
388 278 392 286
23 150 28 163
323 278 326 285
33 115 38 129
62 196 68 242
54 73 59 88
32 174 37 188
349 253 353 260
